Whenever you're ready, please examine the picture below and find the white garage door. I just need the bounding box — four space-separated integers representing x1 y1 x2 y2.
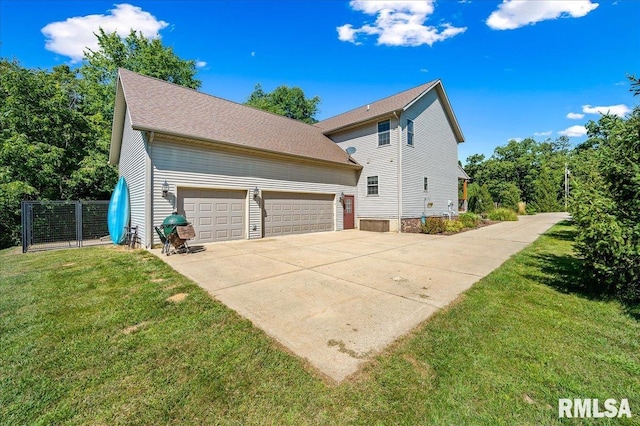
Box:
179 188 246 243
263 192 334 237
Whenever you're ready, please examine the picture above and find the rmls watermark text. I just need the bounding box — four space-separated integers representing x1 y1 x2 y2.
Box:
559 398 632 418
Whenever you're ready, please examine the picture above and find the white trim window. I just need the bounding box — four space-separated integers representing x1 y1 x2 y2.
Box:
407 119 414 146
423 177 428 192
378 120 390 146
367 176 379 195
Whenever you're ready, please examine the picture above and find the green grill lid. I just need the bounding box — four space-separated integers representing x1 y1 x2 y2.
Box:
162 213 189 227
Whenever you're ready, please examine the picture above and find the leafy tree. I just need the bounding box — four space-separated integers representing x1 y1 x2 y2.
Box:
532 165 562 212
629 74 640 96
552 135 571 155
0 61 97 198
0 31 202 248
467 183 494 214
462 153 485 183
496 182 521 211
464 137 568 211
79 29 201 136
245 84 320 124
570 100 640 303
0 60 106 247
489 138 541 203
0 181 37 248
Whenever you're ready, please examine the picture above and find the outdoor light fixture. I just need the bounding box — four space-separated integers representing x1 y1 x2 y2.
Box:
162 180 169 198
253 186 259 199
339 192 345 203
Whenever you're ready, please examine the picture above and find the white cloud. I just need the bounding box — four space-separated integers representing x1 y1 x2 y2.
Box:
582 104 630 118
534 130 552 137
420 68 429 73
337 0 466 47
559 125 587 137
337 24 359 43
195 61 207 68
251 51 256 57
566 112 585 119
41 3 168 62
486 0 598 30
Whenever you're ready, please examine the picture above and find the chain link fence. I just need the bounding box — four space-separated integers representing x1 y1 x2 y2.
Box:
21 201 111 253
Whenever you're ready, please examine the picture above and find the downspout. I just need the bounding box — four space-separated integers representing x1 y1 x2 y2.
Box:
394 111 402 233
145 133 153 248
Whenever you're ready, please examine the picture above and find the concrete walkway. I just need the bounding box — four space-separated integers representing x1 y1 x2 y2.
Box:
153 212 568 382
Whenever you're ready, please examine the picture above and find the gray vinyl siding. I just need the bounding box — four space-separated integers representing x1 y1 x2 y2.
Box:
401 90 460 218
149 139 355 245
330 116 399 219
118 107 149 246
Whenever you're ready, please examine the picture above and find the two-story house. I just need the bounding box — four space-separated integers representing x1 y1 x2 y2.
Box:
316 81 466 232
109 69 466 248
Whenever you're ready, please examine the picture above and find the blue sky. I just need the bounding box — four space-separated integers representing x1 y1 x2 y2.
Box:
1 0 638 162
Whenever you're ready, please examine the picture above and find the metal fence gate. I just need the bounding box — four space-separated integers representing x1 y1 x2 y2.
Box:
21 201 110 253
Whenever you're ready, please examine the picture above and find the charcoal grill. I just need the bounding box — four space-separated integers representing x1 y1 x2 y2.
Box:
155 212 195 255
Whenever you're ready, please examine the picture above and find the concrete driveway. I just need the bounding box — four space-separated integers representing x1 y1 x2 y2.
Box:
153 212 568 382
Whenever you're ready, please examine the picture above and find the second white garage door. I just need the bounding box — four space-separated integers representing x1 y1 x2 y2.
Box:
179 188 246 243
263 192 334 237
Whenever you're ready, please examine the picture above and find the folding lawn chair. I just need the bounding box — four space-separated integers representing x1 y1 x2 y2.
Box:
154 226 171 255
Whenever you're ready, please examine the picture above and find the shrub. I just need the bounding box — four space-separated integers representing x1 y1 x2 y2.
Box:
497 182 521 211
532 165 563 212
458 212 480 228
570 105 640 303
421 217 446 234
444 219 465 233
517 201 527 215
468 183 494 214
487 207 518 221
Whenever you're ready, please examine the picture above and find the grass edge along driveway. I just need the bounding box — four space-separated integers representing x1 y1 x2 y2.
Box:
1 221 638 425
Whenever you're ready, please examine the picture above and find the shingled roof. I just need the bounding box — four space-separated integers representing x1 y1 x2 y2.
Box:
110 69 358 167
315 80 464 143
314 81 438 133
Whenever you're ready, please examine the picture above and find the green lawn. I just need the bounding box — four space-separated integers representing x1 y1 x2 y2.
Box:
1 222 638 425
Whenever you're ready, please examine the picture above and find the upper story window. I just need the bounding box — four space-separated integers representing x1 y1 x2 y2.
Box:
407 119 414 146
378 120 390 146
367 176 379 195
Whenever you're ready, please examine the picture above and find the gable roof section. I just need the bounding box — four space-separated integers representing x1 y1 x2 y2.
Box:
315 80 464 143
109 69 357 167
458 164 470 180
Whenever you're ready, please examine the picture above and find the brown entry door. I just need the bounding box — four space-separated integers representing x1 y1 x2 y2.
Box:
343 195 354 229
